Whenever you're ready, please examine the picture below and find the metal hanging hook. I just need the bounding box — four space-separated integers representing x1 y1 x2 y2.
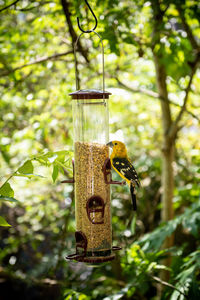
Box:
77 0 98 33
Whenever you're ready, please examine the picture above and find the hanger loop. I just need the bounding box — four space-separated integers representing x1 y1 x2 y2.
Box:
77 0 98 33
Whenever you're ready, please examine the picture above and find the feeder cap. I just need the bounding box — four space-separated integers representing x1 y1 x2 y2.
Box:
69 89 111 99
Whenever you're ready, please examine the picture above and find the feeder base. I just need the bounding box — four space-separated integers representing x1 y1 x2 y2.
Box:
66 246 121 264
66 253 115 263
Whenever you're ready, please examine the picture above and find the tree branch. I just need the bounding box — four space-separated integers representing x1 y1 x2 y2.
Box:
60 0 89 63
176 5 199 51
151 0 172 139
115 76 160 99
0 50 73 76
0 0 20 12
114 77 200 122
161 4 170 16
168 54 200 140
15 1 54 11
150 275 189 299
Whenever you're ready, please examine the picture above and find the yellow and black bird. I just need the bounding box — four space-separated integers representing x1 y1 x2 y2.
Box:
107 141 140 210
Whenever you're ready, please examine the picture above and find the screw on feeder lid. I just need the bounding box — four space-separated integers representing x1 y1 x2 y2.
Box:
69 89 111 100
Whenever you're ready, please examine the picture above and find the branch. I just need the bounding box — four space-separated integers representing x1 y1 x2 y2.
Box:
168 54 200 140
161 4 170 16
0 50 73 76
16 6 37 12
0 0 20 12
60 0 89 63
176 5 199 51
151 0 172 134
114 77 200 122
15 1 54 11
150 275 189 299
184 109 200 123
114 77 160 99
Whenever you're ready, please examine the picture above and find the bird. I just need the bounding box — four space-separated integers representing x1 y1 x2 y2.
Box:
107 141 140 210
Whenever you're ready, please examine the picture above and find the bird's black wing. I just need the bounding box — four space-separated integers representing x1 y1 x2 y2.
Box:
112 158 140 187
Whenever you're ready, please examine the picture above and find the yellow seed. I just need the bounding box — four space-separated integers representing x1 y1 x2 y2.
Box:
74 142 112 252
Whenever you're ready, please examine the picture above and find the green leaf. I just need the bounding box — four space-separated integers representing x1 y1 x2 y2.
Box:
131 214 137 235
63 290 88 300
0 196 19 203
15 173 45 179
0 182 14 197
0 216 11 227
58 165 64 175
31 151 73 172
18 160 33 174
52 165 59 182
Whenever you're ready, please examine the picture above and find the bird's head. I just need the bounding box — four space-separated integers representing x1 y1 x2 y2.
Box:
106 140 127 157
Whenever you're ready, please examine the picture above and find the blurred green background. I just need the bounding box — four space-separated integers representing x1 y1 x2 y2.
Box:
0 0 199 299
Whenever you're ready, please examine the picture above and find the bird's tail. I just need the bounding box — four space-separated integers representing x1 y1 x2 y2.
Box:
130 181 137 211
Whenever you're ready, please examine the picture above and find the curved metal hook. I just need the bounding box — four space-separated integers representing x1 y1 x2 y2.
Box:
77 0 97 33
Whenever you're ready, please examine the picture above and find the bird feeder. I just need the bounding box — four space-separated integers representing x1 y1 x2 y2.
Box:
64 1 123 264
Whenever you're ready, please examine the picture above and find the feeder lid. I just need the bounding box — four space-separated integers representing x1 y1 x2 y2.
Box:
69 89 111 99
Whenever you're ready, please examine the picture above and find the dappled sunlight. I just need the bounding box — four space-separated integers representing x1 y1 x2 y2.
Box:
0 0 199 299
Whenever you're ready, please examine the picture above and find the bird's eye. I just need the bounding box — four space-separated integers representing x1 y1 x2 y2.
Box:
114 143 117 145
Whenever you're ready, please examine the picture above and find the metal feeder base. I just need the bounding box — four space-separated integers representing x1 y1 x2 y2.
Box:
67 254 115 263
66 246 121 264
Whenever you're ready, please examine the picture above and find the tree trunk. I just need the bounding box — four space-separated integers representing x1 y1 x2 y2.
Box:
150 1 175 282
154 56 174 239
153 46 174 282
154 54 174 281
151 0 198 282
161 145 174 223
161 143 174 247
153 55 174 225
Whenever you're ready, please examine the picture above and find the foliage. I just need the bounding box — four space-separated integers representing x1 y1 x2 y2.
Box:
0 150 72 226
0 0 199 299
63 290 89 300
139 198 200 251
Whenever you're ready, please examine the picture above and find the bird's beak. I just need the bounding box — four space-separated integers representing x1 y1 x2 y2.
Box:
106 141 113 148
